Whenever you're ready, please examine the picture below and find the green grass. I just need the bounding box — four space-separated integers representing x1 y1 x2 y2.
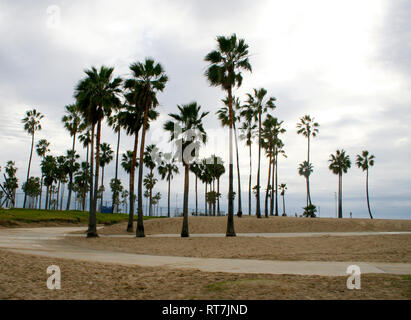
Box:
0 208 160 226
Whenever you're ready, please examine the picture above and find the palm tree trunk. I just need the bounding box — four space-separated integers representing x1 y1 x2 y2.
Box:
66 133 76 210
195 174 198 215
233 122 242 217
137 104 149 238
167 177 171 218
265 154 272 218
205 183 207 216
270 148 275 216
112 129 120 214
128 130 139 232
256 110 262 218
275 152 279 216
100 166 105 212
45 186 49 211
226 87 236 236
60 183 64 211
87 120 100 238
338 174 343 218
149 169 153 217
217 177 220 216
89 125 95 216
282 193 286 215
181 163 189 237
213 179 216 217
23 132 35 208
366 169 373 219
82 142 89 212
248 142 252 215
56 180 61 210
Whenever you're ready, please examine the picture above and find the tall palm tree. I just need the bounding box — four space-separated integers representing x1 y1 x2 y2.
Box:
62 104 83 210
99 142 114 211
22 109 43 208
78 129 91 210
208 155 225 216
298 161 314 207
124 58 167 237
36 139 50 209
356 151 375 219
55 155 68 210
41 155 57 211
205 34 252 235
189 162 201 215
217 96 243 217
279 183 287 216
296 115 319 205
107 112 123 214
159 153 179 218
261 115 277 217
199 159 213 216
328 149 351 219
75 65 122 237
239 104 257 215
144 144 161 216
164 102 208 237
245 88 276 218
273 140 286 216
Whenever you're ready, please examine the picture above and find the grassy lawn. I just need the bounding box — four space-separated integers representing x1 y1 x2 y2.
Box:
0 208 160 226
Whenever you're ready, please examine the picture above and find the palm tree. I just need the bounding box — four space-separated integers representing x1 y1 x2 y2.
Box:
245 88 276 218
159 153 179 218
75 161 90 211
121 150 138 175
107 112 123 214
36 139 50 209
124 58 167 237
41 155 57 211
99 143 114 211
217 96 243 217
298 161 314 207
62 104 83 210
199 159 213 216
209 155 225 216
78 129 91 210
273 140 286 216
239 104 257 215
279 183 287 216
189 162 201 215
144 144 161 216
205 34 252 235
356 151 375 219
328 149 351 218
164 102 208 237
55 155 68 210
22 109 43 208
75 65 122 237
296 115 319 205
261 115 276 218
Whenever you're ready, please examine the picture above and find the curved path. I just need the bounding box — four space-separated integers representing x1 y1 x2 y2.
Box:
0 227 410 277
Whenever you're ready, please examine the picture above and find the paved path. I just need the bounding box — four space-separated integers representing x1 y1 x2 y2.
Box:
1 227 410 276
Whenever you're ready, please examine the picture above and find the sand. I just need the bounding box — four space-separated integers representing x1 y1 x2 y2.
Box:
0 249 409 300
65 234 411 263
98 216 411 235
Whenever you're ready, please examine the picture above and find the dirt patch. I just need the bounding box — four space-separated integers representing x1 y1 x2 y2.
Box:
99 216 411 235
64 234 411 263
0 249 409 299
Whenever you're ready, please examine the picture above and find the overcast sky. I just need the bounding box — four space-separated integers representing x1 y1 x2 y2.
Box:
0 0 410 219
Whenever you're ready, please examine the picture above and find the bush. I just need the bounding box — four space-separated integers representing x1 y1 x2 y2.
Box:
302 204 317 218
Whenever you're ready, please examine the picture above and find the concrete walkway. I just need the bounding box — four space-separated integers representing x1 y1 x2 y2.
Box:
1 227 410 276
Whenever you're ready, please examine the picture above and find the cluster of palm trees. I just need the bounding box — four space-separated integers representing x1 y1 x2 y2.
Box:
3 33 378 239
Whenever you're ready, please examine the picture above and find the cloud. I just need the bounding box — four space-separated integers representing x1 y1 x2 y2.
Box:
0 0 410 218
